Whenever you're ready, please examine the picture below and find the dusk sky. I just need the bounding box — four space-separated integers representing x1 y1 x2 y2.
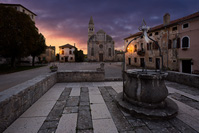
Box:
1 0 199 54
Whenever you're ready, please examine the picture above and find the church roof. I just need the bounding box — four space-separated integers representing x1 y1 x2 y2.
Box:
59 44 75 48
89 16 94 24
106 35 113 41
97 29 106 34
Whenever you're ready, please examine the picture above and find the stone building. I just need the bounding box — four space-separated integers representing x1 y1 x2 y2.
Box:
59 44 75 62
0 3 37 64
124 12 199 74
0 3 37 21
39 45 56 63
87 17 115 62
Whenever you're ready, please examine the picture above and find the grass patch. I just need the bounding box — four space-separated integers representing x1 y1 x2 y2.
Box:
0 64 46 74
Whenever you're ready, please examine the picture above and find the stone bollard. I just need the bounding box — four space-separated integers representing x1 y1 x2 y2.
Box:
97 63 105 71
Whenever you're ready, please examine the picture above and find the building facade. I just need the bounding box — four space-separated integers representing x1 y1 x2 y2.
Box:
39 45 56 63
124 12 199 74
59 44 75 62
0 3 37 64
87 17 115 62
0 3 37 21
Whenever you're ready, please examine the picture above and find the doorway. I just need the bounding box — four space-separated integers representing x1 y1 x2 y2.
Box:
65 57 68 62
140 58 145 67
128 58 131 65
156 58 160 69
182 60 191 73
99 54 103 61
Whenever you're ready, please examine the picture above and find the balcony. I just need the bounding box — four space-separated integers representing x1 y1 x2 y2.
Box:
137 49 145 56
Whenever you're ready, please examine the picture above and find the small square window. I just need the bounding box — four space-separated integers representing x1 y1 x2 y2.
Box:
149 33 152 36
172 26 177 31
126 40 128 43
155 32 159 35
183 23 189 29
173 60 176 63
141 36 143 38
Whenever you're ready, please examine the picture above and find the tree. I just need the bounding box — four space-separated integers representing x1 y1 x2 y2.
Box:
74 48 84 62
0 5 38 67
30 33 47 66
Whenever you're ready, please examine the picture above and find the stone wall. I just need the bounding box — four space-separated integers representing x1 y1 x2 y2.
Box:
0 73 57 132
166 71 199 88
57 70 105 82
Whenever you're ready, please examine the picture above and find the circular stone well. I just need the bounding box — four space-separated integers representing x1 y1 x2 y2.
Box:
116 69 178 119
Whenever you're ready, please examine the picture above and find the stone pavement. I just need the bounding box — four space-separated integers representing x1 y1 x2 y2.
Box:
0 62 122 92
3 81 199 133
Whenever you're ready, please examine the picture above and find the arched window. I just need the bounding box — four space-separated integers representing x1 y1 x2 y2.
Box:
91 48 94 56
108 48 111 56
69 51 72 54
62 50 64 55
182 36 189 48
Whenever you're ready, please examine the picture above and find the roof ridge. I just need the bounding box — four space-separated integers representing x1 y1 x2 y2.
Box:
124 12 199 40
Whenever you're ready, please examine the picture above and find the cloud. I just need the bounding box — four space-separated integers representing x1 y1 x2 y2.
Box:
1 0 199 53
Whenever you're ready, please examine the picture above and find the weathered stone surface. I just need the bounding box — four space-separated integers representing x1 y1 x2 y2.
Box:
169 118 198 133
63 107 78 114
116 92 178 119
93 119 118 133
77 129 93 133
56 113 78 133
77 106 93 130
66 96 79 107
0 73 57 133
166 71 199 89
4 117 46 133
77 87 93 131
57 70 105 82
38 88 71 133
126 116 145 127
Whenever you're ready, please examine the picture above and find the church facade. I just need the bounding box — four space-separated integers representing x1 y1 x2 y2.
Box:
87 17 115 62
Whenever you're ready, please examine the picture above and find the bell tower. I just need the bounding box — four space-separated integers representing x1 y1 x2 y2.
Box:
88 16 95 39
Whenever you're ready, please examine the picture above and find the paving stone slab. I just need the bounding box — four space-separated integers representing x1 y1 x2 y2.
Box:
4 117 46 133
134 126 151 133
66 96 79 107
169 118 198 133
126 116 146 127
89 94 105 104
63 107 78 114
39 120 59 130
77 106 93 130
92 82 105 86
93 119 118 133
20 100 56 117
56 113 77 133
80 93 89 103
77 129 93 133
70 87 81 96
88 87 101 95
91 104 112 119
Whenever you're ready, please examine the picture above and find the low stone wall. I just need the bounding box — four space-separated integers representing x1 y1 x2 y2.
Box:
57 70 105 82
0 73 57 132
166 71 199 88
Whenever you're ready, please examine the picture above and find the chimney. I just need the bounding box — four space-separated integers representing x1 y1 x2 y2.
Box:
74 43 76 47
163 13 170 26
